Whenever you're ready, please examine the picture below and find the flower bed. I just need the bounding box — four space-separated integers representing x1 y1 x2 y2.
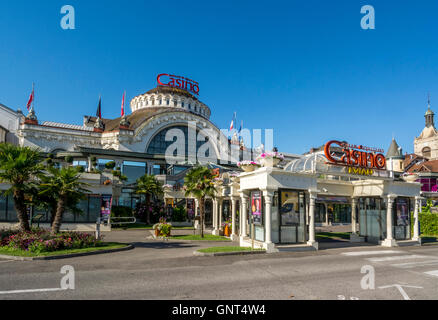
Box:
0 229 102 254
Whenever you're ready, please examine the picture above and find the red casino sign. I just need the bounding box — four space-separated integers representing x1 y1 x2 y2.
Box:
324 140 386 175
157 74 199 96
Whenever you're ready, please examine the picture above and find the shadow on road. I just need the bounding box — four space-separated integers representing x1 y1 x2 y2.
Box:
131 241 197 249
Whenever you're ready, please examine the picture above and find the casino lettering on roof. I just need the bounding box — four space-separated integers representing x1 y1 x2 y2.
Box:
0 75 431 251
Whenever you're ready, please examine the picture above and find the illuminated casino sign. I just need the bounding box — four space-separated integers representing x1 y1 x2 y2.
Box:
157 74 199 96
324 140 386 176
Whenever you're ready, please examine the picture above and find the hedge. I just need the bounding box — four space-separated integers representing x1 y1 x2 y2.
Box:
411 211 438 237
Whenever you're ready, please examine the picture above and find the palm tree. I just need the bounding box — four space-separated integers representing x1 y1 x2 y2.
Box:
135 174 163 224
39 166 90 234
0 143 43 232
184 166 217 238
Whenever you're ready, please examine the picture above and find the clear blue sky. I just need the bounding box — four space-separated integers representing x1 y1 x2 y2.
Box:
1 0 437 155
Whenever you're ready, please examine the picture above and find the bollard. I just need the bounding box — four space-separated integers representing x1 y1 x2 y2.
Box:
95 217 101 240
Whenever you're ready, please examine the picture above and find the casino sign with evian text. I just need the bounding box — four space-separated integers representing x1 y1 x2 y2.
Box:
324 140 386 176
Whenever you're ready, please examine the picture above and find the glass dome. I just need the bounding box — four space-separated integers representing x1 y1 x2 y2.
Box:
283 151 391 179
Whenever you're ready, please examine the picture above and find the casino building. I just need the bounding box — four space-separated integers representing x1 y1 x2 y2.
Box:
0 75 423 249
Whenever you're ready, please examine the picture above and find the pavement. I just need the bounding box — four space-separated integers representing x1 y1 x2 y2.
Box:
1 229 438 300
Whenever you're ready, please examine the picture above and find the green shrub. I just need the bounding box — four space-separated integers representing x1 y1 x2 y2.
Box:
171 206 187 222
65 156 73 163
411 211 438 236
111 206 133 218
111 206 134 228
105 161 116 170
112 170 121 177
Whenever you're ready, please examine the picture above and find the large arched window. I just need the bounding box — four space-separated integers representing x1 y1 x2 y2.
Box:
422 146 431 158
146 125 213 157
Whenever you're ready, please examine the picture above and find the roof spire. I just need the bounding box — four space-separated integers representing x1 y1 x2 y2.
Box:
425 93 435 128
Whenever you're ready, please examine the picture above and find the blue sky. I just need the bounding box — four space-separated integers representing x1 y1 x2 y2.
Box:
1 0 437 155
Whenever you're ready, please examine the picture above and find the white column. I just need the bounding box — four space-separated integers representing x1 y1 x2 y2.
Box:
263 190 273 245
218 199 223 230
212 199 219 235
231 197 238 241
240 194 248 238
307 191 318 249
382 195 397 247
351 198 357 233
412 196 421 241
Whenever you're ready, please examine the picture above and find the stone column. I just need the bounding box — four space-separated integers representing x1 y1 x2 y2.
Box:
412 196 422 241
382 195 397 247
263 190 274 245
231 197 238 241
240 194 249 238
212 199 219 235
218 198 223 230
351 198 358 233
307 191 318 249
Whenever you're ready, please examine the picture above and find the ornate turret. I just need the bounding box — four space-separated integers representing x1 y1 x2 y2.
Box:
425 94 435 128
386 138 405 173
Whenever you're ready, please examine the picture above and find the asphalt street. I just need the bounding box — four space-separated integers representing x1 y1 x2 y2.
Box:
1 230 437 300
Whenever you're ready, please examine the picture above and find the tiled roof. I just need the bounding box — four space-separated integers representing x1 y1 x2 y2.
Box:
406 159 438 173
41 121 94 132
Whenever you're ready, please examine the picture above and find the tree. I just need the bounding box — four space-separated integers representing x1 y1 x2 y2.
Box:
184 166 217 238
0 143 43 232
39 166 90 234
135 174 163 224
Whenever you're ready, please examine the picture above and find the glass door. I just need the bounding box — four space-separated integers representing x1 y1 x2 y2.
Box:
279 190 306 243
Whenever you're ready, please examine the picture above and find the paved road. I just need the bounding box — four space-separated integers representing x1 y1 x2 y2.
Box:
1 230 438 300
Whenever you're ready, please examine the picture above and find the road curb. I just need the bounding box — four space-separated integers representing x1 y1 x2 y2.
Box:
193 250 267 257
0 244 134 261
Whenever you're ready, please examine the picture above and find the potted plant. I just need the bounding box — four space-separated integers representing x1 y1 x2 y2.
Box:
237 161 260 172
256 152 284 167
402 173 419 182
222 220 232 237
153 218 172 238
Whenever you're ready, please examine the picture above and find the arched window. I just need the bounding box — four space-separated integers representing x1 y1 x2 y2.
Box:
422 147 431 158
146 125 212 157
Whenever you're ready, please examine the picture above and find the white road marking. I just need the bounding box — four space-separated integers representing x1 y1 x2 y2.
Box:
366 255 428 262
0 260 14 264
342 250 402 256
379 284 423 300
424 270 438 278
0 288 67 295
391 260 438 269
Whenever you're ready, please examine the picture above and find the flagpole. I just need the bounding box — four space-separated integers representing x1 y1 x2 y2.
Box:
32 82 35 111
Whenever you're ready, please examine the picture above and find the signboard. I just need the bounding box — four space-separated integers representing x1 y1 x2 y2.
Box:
187 199 195 219
324 140 386 176
157 74 199 96
100 195 113 219
251 191 262 225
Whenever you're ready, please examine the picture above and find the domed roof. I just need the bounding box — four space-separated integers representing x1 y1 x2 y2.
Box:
425 107 434 116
